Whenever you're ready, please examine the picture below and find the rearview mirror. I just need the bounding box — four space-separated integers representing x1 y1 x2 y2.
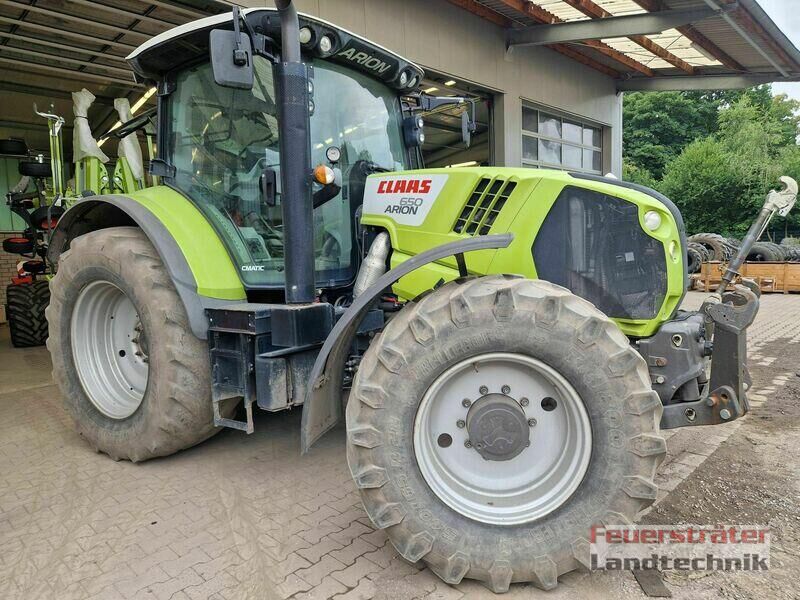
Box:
209 8 254 90
461 112 472 149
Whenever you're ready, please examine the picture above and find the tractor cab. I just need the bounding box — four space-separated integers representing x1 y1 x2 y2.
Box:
127 8 427 292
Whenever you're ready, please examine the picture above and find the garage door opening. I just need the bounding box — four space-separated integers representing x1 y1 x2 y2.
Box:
410 76 492 169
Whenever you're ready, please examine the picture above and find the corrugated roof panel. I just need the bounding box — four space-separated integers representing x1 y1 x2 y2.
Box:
530 1 723 69
534 0 647 21
648 29 723 66
534 1 590 22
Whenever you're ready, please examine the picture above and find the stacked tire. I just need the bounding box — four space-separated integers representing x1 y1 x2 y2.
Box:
6 280 50 347
780 238 800 262
687 233 738 262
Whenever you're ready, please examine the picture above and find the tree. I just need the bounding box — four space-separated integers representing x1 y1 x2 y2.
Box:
622 161 658 189
622 92 718 179
622 86 787 180
626 86 800 238
660 138 746 235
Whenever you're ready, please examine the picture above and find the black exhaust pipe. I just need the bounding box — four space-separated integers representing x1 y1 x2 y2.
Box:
274 0 315 303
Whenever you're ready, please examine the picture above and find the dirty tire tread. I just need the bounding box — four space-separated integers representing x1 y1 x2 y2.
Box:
46 227 234 462
6 280 50 347
346 276 665 592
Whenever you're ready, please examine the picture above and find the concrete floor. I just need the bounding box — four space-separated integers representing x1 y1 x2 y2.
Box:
1 292 799 600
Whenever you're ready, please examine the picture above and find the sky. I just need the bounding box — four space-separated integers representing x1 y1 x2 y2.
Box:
758 0 800 100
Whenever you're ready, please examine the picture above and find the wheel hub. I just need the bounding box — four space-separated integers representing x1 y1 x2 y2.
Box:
70 280 149 420
466 394 529 461
413 352 592 525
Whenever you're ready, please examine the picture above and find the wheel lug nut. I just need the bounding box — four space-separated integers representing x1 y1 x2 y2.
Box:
456 419 466 428
501 385 511 395
464 440 472 448
528 418 537 427
479 386 488 395
520 397 529 407
462 398 472 408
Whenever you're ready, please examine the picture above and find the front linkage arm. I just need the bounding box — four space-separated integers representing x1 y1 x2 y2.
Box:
660 177 797 429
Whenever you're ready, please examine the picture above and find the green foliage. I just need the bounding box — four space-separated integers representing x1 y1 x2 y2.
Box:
622 161 659 189
624 85 800 237
660 139 746 236
622 92 717 180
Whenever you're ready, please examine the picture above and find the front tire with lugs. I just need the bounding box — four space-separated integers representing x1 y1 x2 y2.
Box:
346 275 665 592
46 227 228 462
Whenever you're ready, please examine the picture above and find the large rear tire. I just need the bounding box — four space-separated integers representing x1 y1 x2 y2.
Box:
346 276 665 592
46 227 231 462
6 280 50 348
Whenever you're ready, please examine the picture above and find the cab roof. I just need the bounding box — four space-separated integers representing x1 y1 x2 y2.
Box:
126 7 424 91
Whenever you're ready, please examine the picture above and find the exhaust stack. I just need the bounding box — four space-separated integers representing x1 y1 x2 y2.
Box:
274 0 315 303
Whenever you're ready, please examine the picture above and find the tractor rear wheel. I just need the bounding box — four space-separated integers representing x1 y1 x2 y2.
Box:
46 227 231 462
346 276 665 592
6 280 50 347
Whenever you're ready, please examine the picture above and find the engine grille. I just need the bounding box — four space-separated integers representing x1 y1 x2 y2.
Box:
453 177 517 236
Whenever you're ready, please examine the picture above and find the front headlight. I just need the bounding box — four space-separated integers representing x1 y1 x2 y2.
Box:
644 210 662 231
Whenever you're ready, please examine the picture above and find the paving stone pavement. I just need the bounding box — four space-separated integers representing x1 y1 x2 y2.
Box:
1 292 798 600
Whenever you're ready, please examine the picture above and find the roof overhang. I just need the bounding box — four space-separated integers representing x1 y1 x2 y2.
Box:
0 0 227 152
448 0 800 91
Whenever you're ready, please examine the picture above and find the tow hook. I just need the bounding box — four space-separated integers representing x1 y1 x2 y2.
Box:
661 285 758 429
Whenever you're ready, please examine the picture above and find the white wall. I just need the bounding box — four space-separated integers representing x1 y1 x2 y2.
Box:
238 0 623 175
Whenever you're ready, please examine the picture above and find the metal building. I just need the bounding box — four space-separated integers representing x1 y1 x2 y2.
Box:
0 0 799 292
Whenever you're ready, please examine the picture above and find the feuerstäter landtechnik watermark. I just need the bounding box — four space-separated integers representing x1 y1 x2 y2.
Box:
588 524 770 572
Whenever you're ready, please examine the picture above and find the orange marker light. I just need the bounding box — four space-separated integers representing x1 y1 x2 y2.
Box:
314 164 335 185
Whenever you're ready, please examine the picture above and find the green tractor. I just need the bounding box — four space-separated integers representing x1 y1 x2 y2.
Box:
46 1 795 592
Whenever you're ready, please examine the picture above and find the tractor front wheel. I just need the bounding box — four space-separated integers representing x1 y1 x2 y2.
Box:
346 276 665 592
46 227 231 461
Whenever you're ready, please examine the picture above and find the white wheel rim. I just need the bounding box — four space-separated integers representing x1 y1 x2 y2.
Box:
413 352 592 525
70 280 149 420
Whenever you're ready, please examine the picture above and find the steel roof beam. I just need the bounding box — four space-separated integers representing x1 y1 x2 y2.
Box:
494 0 654 76
3 1 152 41
64 0 183 30
618 73 800 91
0 31 127 62
0 56 144 88
703 0 794 76
630 0 745 71
0 45 134 77
445 0 623 77
557 0 696 74
508 7 724 46
0 81 116 104
0 16 138 51
145 0 210 20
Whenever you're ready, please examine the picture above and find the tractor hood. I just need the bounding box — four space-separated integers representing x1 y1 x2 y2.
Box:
126 8 424 92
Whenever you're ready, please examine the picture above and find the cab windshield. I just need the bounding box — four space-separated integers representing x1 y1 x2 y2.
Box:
169 56 408 288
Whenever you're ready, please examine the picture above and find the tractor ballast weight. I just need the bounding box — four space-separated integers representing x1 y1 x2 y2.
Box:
45 1 795 592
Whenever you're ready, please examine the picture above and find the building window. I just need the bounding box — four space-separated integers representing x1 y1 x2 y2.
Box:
521 105 603 174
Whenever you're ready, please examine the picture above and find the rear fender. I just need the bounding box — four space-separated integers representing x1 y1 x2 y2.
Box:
300 233 514 453
48 191 245 338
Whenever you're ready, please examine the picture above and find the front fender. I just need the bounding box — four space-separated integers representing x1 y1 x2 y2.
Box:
300 233 514 453
48 188 246 338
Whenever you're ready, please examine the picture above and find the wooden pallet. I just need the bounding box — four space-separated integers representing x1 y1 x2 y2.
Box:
692 261 800 293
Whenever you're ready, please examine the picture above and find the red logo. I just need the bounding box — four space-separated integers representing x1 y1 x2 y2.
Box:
377 179 432 194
